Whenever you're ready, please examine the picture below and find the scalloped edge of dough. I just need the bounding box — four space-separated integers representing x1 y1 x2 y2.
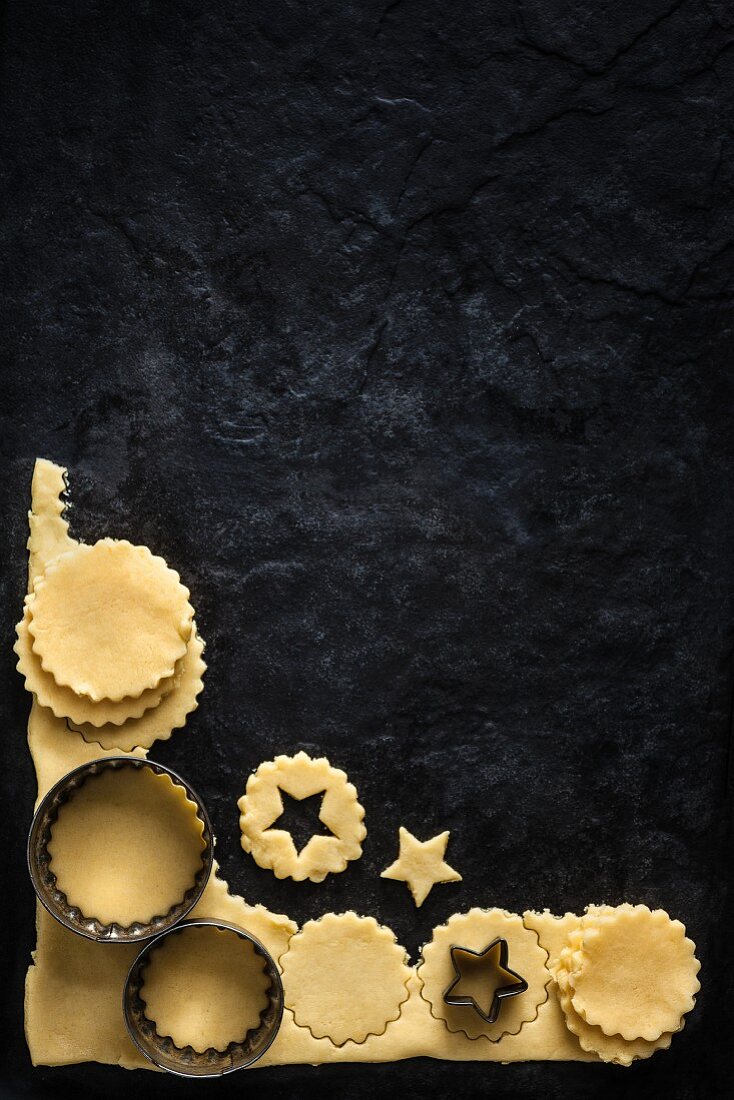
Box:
18 461 702 1071
71 627 206 752
554 956 676 1065
417 908 550 1043
279 911 412 1047
14 604 177 726
139 924 271 1053
27 539 194 701
567 905 700 1042
238 752 366 883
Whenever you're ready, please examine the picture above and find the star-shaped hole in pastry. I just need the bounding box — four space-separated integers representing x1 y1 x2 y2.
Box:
238 752 366 882
265 788 335 855
443 938 528 1024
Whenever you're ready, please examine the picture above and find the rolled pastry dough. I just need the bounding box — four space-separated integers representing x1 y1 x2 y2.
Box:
73 628 206 752
280 913 411 1046
567 905 700 1042
419 909 549 1042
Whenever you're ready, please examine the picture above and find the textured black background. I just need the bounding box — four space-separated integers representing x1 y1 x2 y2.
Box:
1 2 733 1098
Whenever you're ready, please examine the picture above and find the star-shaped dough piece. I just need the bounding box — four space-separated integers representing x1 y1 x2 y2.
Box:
381 826 462 907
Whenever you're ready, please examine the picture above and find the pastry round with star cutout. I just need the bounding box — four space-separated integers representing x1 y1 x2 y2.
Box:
565 905 700 1042
27 539 194 701
419 908 550 1041
238 752 366 883
280 912 411 1045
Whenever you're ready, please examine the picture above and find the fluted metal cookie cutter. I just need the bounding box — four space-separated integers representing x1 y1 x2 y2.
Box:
443 937 528 1024
123 918 284 1076
27 756 214 943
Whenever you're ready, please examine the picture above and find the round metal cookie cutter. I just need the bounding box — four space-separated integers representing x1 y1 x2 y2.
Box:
123 918 284 1076
27 756 214 943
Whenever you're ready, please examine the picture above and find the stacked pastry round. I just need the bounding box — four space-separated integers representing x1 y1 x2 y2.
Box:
15 539 206 751
553 904 700 1065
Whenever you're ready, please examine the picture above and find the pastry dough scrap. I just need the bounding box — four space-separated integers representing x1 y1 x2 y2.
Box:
419 909 550 1042
238 752 366 883
566 905 700 1042
381 826 462 907
48 766 207 926
27 539 194 701
27 459 75 584
554 947 674 1065
15 605 176 726
73 628 206 752
280 912 411 1046
140 925 271 1052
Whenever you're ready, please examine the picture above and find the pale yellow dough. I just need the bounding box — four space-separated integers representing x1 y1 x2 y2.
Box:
72 627 206 751
20 460 700 1072
419 909 550 1041
26 459 74 585
238 752 366 883
567 905 700 1042
553 931 674 1065
140 926 270 1052
48 766 206 926
280 913 411 1045
381 826 462 907
27 538 194 701
15 605 176 726
25 863 295 1071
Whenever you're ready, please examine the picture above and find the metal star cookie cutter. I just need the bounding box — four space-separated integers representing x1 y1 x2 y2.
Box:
27 756 214 943
123 918 284 1077
443 937 528 1024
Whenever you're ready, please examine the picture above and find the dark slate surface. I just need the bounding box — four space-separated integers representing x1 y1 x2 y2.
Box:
1 2 733 1098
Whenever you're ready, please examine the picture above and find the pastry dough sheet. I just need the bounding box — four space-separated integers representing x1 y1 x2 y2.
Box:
419 908 550 1042
239 752 366 883
22 460 691 1070
15 606 176 726
280 913 411 1045
566 905 699 1041
74 628 206 752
